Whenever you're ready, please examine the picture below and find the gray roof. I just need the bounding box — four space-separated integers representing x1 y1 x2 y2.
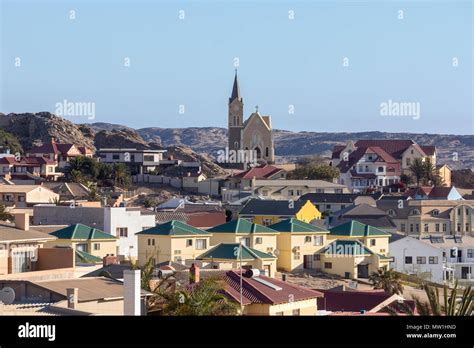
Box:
0 224 57 242
240 199 308 216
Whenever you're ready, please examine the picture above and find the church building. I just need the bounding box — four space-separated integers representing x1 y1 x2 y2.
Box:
227 71 275 164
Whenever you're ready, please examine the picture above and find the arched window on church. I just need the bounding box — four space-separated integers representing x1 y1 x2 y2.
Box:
234 141 239 150
265 147 269 157
233 116 236 126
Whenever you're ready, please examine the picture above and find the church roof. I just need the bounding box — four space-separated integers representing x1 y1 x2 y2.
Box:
229 70 241 103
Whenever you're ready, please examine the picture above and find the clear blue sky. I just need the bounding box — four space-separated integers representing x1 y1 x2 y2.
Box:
1 0 472 134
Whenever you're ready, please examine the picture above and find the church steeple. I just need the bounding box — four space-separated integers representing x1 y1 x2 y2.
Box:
229 69 242 103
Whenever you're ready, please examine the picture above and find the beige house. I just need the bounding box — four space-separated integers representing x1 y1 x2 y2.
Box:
268 218 329 272
207 218 279 255
437 164 452 187
182 172 207 193
377 199 474 236
251 179 348 200
44 224 117 261
0 185 59 208
136 220 211 266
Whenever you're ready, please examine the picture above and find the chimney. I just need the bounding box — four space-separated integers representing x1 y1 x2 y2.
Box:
190 263 200 284
123 269 141 316
66 288 78 309
282 274 287 282
103 254 118 267
14 213 29 231
51 137 56 144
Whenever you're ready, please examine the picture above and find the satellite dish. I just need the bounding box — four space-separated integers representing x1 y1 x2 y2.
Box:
0 287 15 304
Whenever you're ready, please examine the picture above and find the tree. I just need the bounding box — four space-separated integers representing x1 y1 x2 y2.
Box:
423 160 443 186
369 268 404 295
112 163 131 188
409 158 425 187
155 277 238 316
0 204 13 222
130 257 155 291
288 163 339 182
66 156 99 181
411 281 473 316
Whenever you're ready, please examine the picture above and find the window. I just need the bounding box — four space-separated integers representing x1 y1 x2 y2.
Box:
466 208 469 215
255 237 263 244
265 147 269 157
262 218 273 226
457 223 461 232
241 237 250 246
410 209 420 216
466 223 470 232
144 155 155 162
93 243 100 251
416 256 426 264
380 249 386 253
293 253 301 260
112 154 120 160
458 208 461 215
314 254 320 261
409 224 414 233
324 262 332 269
313 236 323 246
432 209 439 216
429 256 438 264
305 236 312 243
116 227 128 237
435 224 440 232
401 224 406 233
196 239 207 250
415 224 419 233
405 256 412 264
326 204 331 210
292 309 301 316
174 250 181 254
147 239 155 246
370 239 376 246
406 158 411 166
443 224 447 232
468 249 474 258
378 167 383 172
288 190 294 196
147 239 151 246
341 205 346 209
424 224 429 232
186 239 193 247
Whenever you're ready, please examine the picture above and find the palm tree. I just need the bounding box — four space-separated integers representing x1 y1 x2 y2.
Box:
423 159 443 186
412 281 472 316
409 158 425 187
155 277 238 316
130 257 155 291
369 268 404 295
0 204 13 222
112 163 130 188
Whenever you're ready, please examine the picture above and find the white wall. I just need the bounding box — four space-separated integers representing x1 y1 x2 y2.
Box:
103 207 156 259
389 237 444 284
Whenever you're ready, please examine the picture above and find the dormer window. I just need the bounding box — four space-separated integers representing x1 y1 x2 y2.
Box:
432 209 440 217
410 209 420 216
387 209 396 217
378 167 383 172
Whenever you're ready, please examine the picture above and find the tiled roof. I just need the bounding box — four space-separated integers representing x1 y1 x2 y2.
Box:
197 243 276 261
0 224 57 242
299 193 375 204
231 165 283 179
354 140 415 159
223 270 323 305
268 218 328 233
50 224 116 240
329 220 391 237
137 220 210 236
75 249 103 264
206 218 278 234
239 199 308 216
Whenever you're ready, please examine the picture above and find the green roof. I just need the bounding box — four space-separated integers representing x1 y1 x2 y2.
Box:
206 218 277 234
75 249 103 264
329 220 391 237
318 240 374 256
136 220 211 236
377 253 393 260
268 218 328 233
197 243 276 261
50 224 115 240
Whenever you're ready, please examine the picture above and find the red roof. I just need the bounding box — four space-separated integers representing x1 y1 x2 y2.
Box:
316 288 412 313
338 146 400 175
0 156 17 165
223 270 323 305
186 211 226 228
0 156 56 166
29 141 90 157
231 165 283 180
354 140 415 159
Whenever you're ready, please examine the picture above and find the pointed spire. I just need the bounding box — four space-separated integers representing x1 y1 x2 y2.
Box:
229 69 241 103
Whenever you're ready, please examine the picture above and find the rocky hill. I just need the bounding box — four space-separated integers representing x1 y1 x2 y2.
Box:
1 113 473 170
0 113 227 176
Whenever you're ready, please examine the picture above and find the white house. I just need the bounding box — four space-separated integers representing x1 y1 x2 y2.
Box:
390 234 474 284
103 207 156 260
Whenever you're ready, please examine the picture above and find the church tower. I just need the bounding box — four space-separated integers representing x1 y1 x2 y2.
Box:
228 70 244 151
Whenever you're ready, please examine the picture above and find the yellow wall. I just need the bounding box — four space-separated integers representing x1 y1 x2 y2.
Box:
326 235 390 256
295 200 322 222
137 234 211 266
276 232 327 272
244 298 318 316
210 233 278 254
43 239 116 259
315 253 390 279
